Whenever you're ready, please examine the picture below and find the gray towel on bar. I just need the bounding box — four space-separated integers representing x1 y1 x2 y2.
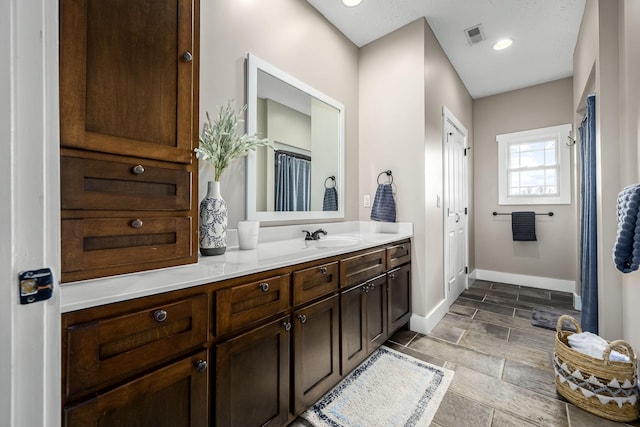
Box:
370 184 396 222
512 211 537 241
323 187 338 211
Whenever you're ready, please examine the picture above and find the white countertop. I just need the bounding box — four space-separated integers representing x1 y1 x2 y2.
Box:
60 221 413 312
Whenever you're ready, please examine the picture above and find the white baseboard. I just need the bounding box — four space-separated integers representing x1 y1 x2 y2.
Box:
472 269 575 294
410 299 449 335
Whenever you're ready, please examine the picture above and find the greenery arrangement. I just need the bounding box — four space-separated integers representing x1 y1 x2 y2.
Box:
195 101 270 181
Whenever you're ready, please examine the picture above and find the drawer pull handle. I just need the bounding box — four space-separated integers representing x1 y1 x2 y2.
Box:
320 266 328 275
259 282 270 292
298 314 307 324
194 359 208 373
282 321 292 332
132 164 145 175
131 219 143 229
152 309 168 323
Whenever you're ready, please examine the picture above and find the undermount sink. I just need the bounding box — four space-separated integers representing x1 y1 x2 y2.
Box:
305 236 361 248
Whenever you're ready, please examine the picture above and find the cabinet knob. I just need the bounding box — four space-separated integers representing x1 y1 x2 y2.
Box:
259 282 270 292
181 51 193 62
298 314 307 324
194 359 208 373
282 321 292 332
130 219 143 229
389 273 396 280
152 309 168 323
132 164 145 175
320 266 327 275
400 245 405 251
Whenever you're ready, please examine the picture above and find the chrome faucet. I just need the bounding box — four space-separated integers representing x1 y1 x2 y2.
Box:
302 229 328 241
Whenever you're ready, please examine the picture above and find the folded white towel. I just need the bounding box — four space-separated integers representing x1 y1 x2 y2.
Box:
567 332 630 362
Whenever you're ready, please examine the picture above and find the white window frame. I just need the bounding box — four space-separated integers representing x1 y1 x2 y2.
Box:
497 124 572 205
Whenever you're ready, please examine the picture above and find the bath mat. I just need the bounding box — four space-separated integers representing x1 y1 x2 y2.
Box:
531 307 578 331
301 345 454 427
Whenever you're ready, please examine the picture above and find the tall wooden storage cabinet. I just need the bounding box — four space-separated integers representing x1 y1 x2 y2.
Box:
59 0 200 282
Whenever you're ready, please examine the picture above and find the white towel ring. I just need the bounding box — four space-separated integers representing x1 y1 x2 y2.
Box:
377 170 393 185
324 176 336 189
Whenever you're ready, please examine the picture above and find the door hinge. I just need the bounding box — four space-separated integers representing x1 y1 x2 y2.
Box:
465 207 468 215
464 148 467 156
465 266 468 275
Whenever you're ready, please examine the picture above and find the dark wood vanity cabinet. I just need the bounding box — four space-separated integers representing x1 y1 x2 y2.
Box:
340 274 388 374
62 240 412 426
59 0 200 282
388 263 412 333
292 295 341 414
64 350 209 427
62 292 210 427
215 315 291 427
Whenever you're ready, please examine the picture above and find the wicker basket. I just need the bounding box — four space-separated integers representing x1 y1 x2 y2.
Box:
554 315 639 422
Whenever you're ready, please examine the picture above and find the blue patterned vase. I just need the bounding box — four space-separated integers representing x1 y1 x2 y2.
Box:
199 180 227 255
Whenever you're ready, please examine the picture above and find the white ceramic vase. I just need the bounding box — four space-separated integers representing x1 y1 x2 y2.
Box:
199 180 227 255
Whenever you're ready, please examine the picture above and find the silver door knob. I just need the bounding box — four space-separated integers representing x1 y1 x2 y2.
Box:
152 309 168 323
182 51 193 62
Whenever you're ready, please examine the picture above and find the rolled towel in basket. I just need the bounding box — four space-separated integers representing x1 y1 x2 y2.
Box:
567 331 630 362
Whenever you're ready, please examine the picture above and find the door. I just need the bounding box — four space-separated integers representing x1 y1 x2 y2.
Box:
340 283 367 375
443 107 468 304
388 264 411 334
365 275 388 352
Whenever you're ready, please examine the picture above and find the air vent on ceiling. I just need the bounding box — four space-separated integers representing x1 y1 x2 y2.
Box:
465 24 485 45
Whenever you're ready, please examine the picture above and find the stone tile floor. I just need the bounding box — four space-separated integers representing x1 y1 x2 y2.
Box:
387 280 640 427
292 280 640 426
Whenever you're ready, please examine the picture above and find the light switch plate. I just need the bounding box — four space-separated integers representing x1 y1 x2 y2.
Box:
363 194 371 207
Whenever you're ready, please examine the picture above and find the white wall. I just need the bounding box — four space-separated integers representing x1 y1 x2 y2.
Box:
573 0 623 340
201 0 359 227
359 19 472 330
619 0 640 353
473 78 576 284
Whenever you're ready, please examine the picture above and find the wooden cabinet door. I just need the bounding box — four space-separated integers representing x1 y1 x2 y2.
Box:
293 295 340 415
64 350 209 427
365 274 388 353
388 264 412 334
59 0 197 164
215 316 291 427
340 283 367 375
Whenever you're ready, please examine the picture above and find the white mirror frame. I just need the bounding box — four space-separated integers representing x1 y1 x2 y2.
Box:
246 53 345 222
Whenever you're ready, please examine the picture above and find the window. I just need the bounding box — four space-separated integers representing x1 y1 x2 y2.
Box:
497 124 572 205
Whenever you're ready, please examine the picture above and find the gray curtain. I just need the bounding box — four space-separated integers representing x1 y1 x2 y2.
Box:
579 94 598 333
274 151 311 211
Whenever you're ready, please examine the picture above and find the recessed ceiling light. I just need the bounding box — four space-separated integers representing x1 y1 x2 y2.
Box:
493 38 513 50
342 0 362 6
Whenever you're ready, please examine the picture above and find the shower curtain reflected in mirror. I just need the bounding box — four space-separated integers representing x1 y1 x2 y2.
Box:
274 150 311 211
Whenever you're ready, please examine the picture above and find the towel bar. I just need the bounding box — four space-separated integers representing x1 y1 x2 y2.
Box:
493 211 553 216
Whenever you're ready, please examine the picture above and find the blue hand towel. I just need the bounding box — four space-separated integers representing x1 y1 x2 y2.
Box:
370 184 396 222
323 187 338 211
512 211 537 241
613 184 640 273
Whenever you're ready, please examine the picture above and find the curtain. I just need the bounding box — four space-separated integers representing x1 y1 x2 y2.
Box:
579 94 598 334
274 151 311 211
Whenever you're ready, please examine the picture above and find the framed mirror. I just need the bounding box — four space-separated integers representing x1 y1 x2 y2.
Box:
246 53 345 222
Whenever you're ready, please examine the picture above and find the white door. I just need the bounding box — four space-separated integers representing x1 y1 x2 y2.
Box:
443 107 468 304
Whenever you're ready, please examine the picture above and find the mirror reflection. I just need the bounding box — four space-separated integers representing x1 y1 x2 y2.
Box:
246 54 345 221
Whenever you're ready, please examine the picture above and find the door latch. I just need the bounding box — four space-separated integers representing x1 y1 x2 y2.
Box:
19 268 54 304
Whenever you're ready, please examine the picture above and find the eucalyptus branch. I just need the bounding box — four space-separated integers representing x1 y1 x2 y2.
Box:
195 101 270 181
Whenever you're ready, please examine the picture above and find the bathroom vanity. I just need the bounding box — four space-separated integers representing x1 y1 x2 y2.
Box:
60 223 412 426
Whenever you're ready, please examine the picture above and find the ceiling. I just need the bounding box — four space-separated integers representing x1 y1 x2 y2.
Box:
305 0 586 98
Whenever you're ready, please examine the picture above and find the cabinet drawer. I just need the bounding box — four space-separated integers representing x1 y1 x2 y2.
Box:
61 216 192 276
216 274 290 336
292 261 339 305
61 155 191 211
387 241 411 269
64 294 208 403
340 248 386 288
